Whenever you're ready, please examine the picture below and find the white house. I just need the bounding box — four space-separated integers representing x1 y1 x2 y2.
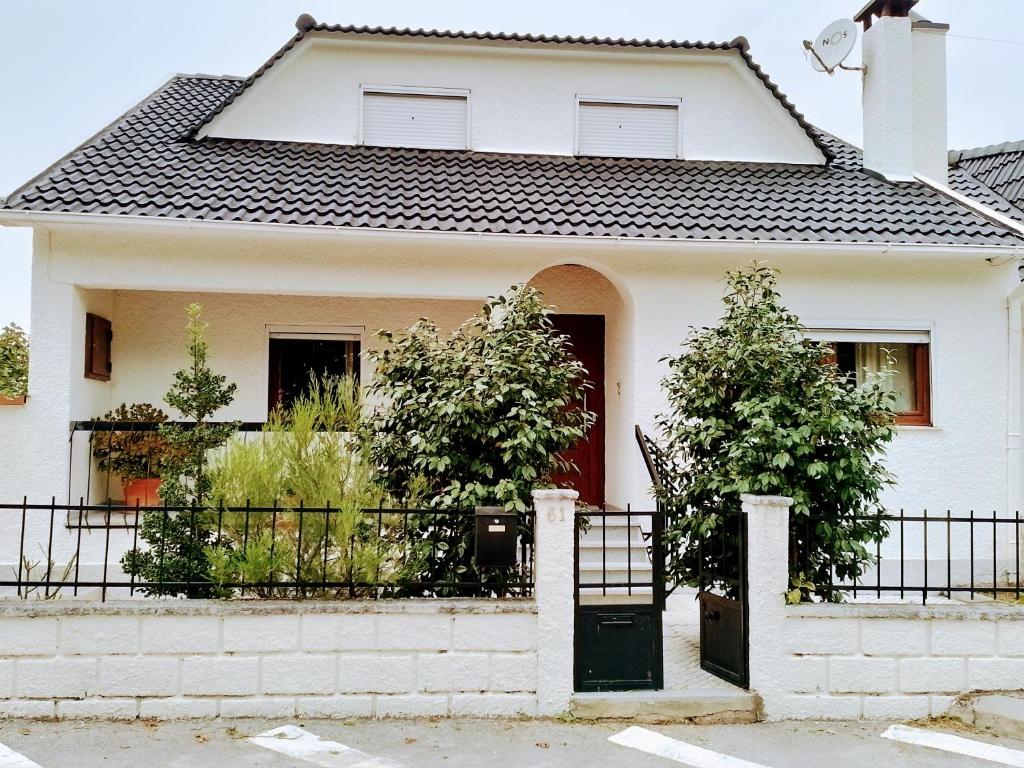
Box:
1 5 1023 523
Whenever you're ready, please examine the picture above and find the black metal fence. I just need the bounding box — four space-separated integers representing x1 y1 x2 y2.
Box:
793 509 1023 604
0 500 534 602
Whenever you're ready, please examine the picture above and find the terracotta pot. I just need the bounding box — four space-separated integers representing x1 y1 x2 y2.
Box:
0 394 26 406
123 477 162 507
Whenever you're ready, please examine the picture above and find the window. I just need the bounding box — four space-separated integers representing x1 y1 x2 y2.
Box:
361 87 468 150
267 329 360 412
84 313 112 381
811 330 931 426
576 98 680 159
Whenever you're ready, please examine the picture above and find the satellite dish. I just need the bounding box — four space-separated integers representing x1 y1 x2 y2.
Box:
803 18 859 75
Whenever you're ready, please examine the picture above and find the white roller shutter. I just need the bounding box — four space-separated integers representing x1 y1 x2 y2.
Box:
362 91 468 150
577 101 679 159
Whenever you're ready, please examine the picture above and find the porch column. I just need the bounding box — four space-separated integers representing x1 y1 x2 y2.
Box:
742 493 792 718
532 488 578 716
23 232 111 503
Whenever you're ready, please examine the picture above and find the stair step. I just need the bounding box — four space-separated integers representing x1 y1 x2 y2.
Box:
572 689 760 724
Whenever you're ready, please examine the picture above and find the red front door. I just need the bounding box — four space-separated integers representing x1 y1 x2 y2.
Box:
550 314 605 507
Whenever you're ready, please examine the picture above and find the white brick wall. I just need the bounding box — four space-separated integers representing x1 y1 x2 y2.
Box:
774 602 1024 720
0 600 538 720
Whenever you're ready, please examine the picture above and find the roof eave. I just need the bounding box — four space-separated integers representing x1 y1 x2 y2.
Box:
1 208 1018 259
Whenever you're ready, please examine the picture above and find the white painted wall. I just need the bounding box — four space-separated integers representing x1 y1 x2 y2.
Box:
11 224 1022 526
202 35 823 165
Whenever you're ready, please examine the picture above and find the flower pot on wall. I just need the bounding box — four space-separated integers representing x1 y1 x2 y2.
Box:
123 477 162 507
0 394 26 405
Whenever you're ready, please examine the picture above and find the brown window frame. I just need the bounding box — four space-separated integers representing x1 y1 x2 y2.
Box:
825 340 931 427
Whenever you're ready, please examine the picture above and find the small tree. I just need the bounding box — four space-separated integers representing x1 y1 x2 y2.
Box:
656 264 897 601
0 323 29 397
366 284 595 594
122 304 237 596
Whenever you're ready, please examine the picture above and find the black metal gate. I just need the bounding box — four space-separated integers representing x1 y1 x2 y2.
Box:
573 508 665 692
634 425 749 690
697 508 749 688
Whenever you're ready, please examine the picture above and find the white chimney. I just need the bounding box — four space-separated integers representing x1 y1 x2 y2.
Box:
856 0 948 183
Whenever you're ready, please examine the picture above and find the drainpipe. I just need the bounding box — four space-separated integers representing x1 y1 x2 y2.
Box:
1007 280 1024 522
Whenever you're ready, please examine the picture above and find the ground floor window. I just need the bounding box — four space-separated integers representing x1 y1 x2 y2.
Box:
811 329 931 426
267 328 361 412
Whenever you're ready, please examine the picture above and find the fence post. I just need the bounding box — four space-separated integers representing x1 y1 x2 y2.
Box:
741 493 792 718
532 488 578 717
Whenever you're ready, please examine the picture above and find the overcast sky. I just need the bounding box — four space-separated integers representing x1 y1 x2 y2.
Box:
2 0 1022 331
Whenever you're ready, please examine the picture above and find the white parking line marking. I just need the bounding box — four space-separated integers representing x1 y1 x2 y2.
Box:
249 724 402 768
0 742 42 768
882 724 1024 767
609 726 773 768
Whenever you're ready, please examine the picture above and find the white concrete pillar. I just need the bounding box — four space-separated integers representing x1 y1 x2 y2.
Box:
532 487 577 716
742 493 792 718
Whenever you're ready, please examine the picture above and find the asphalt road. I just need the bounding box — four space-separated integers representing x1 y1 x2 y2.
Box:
0 717 1019 767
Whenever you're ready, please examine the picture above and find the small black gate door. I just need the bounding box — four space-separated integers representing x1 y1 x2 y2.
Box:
574 508 665 692
697 508 749 688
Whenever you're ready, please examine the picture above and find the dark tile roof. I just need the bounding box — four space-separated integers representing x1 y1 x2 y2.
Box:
188 20 833 161
950 141 1024 219
2 75 1020 247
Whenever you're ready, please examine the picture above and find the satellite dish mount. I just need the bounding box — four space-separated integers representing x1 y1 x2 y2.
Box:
803 18 865 76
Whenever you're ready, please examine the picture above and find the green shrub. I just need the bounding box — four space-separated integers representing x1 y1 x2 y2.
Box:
0 323 28 397
205 375 404 597
656 264 897 601
365 284 593 595
121 304 238 597
366 284 594 511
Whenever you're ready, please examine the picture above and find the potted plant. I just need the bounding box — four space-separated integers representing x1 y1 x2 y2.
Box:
91 403 176 506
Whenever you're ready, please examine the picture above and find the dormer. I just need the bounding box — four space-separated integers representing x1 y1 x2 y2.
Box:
195 16 827 165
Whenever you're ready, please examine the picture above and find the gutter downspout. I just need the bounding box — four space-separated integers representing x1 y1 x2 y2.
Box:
1007 280 1024 529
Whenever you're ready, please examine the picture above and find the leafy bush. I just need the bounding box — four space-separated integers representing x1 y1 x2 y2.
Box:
656 264 897 601
366 284 595 511
0 323 29 397
122 304 238 597
204 375 403 597
365 285 593 595
91 403 178 480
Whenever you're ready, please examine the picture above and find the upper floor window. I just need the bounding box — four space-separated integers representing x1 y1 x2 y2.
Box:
361 87 469 150
576 97 681 159
809 329 932 427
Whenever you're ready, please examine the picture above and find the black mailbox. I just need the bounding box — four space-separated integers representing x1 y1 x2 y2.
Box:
474 506 518 568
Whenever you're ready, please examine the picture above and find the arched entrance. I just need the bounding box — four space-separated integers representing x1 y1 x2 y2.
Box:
527 264 630 508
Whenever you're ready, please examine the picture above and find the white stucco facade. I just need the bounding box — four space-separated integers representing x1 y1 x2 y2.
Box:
200 34 824 165
4 220 1020 522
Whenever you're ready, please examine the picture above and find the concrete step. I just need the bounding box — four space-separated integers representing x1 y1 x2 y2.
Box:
578 551 653 569
578 529 647 547
583 515 653 529
571 688 760 724
579 568 654 584
953 694 1024 739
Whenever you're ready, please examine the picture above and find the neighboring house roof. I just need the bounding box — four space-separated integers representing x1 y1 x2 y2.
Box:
2 74 1021 247
949 141 1024 220
189 21 833 161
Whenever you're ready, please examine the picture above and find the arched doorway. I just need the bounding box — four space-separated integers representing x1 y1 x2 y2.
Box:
528 264 630 509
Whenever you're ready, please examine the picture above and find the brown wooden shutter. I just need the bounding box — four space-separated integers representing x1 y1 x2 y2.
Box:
85 313 112 381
